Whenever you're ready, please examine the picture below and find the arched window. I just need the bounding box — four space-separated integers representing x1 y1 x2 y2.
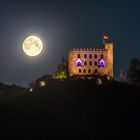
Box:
94 61 97 66
76 59 82 67
89 61 92 65
84 54 87 58
99 59 105 67
83 69 86 73
84 61 87 65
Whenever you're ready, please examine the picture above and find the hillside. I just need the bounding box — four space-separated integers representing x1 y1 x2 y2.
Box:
0 82 26 101
0 80 140 139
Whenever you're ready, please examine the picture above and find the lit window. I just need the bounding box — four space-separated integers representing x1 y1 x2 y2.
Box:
96 78 102 85
89 54 92 58
94 69 98 73
76 59 82 67
107 76 110 80
99 59 105 67
84 54 87 58
84 61 87 65
83 69 86 73
29 88 33 92
39 81 46 87
77 62 81 66
89 61 92 65
94 61 97 65
94 54 97 58
78 54 80 58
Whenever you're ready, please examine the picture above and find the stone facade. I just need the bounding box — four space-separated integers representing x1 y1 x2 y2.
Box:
68 43 113 78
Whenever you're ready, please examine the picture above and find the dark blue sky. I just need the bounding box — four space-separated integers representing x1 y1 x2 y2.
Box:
0 0 140 86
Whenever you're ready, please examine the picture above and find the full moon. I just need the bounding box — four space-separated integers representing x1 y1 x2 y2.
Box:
22 36 43 56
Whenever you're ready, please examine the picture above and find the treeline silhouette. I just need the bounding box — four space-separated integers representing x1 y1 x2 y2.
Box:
0 82 26 101
127 58 140 84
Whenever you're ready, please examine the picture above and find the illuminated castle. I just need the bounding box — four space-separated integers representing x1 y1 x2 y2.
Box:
68 43 113 78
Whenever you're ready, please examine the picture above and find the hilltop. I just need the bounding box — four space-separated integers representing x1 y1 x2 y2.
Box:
0 79 140 139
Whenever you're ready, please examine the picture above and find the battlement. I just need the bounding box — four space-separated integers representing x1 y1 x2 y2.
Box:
71 48 107 52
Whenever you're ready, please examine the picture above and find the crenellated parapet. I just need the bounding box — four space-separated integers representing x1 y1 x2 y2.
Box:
71 48 107 52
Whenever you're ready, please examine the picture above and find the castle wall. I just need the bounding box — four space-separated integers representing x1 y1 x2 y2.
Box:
68 43 113 78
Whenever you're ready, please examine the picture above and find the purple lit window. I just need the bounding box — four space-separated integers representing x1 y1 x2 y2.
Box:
84 54 87 58
76 59 82 67
99 59 105 67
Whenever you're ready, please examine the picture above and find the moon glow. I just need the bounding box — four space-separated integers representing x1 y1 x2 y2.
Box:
22 36 43 56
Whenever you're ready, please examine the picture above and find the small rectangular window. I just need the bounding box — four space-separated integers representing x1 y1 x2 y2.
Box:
84 54 87 58
84 61 87 65
89 61 92 65
79 69 81 73
78 54 80 58
94 69 98 73
94 54 97 58
83 69 86 73
101 54 104 58
94 61 97 65
88 69 91 73
89 54 92 58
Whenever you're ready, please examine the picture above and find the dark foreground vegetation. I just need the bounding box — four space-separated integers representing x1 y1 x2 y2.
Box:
0 80 140 139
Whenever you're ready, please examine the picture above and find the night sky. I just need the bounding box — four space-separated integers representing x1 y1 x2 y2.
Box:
0 0 140 86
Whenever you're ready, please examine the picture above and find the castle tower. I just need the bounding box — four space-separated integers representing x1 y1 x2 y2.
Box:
104 43 113 78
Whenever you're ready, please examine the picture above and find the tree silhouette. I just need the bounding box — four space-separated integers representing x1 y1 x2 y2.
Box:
127 58 140 84
54 57 68 79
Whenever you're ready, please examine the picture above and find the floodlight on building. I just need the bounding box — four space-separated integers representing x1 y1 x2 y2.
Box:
39 81 46 87
107 76 110 80
96 78 102 85
29 88 33 92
